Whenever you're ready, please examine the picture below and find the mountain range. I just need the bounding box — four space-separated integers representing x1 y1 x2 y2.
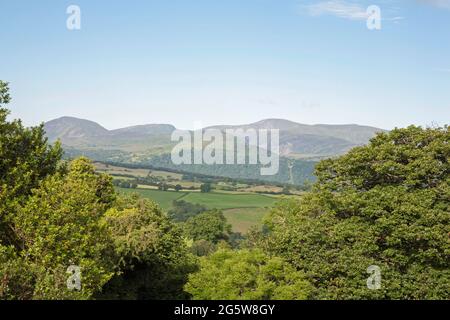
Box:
45 117 385 158
44 117 386 185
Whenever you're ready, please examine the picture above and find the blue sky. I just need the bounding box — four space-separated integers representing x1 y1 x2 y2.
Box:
0 0 449 130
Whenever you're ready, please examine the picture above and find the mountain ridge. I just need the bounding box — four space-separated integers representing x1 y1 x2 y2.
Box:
46 116 386 185
44 116 386 158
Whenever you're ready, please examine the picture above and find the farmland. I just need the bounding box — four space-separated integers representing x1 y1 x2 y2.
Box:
118 188 184 210
223 208 270 234
99 162 294 233
117 187 280 232
181 192 277 210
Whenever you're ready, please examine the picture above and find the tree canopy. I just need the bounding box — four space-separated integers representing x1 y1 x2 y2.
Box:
182 209 231 244
265 126 449 299
1 80 448 300
185 248 312 300
99 194 197 300
0 81 196 299
0 80 62 246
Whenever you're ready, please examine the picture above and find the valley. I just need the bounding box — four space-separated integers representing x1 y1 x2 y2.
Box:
95 162 287 233
57 118 385 233
46 116 385 185
117 187 278 233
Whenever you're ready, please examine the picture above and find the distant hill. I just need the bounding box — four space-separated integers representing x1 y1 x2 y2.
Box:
45 117 175 153
44 116 386 185
208 119 385 158
45 116 109 143
45 117 384 158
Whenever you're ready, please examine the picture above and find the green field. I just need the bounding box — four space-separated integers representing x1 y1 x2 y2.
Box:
118 188 277 210
117 187 279 232
181 192 277 210
118 188 186 210
223 208 270 234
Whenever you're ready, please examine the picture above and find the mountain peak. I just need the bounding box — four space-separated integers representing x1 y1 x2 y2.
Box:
251 118 306 129
110 124 176 135
44 116 109 142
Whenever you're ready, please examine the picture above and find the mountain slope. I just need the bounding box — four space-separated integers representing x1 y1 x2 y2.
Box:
44 117 175 152
45 117 385 157
44 116 109 144
44 117 386 185
207 119 385 158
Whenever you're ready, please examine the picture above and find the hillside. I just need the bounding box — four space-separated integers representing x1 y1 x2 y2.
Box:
44 116 109 143
208 119 384 158
45 117 385 185
45 117 384 157
45 116 175 152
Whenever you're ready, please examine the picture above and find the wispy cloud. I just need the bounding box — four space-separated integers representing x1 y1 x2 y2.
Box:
385 16 405 24
303 1 369 20
417 0 450 10
299 1 404 22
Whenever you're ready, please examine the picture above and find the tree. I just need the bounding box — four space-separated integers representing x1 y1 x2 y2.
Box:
174 184 182 192
200 183 212 193
0 81 198 300
6 158 116 299
265 126 450 299
185 248 311 300
0 81 62 246
281 186 291 195
0 246 34 299
158 183 169 191
98 194 197 299
0 81 11 104
182 210 231 243
189 239 216 257
168 200 208 222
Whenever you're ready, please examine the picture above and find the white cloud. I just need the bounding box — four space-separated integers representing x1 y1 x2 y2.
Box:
385 16 405 23
299 1 405 24
303 1 370 20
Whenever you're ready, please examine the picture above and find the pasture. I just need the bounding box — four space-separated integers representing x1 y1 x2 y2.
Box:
116 187 280 232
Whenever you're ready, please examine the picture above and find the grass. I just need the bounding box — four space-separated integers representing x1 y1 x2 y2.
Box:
95 162 151 177
147 169 183 180
106 163 293 234
116 185 282 234
176 181 202 189
118 188 278 211
118 188 186 210
223 207 270 234
181 192 277 210
240 185 283 193
95 162 183 180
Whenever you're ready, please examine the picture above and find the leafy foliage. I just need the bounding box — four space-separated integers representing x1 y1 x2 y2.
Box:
189 239 217 257
0 82 197 299
0 81 62 245
0 246 34 299
200 183 212 193
1 81 448 300
6 158 116 299
185 248 312 300
265 126 450 299
99 194 197 299
183 210 232 244
168 200 208 222
147 153 317 186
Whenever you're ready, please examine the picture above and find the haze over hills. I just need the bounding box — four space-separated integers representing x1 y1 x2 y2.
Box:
45 116 176 153
44 116 385 185
45 116 385 158
207 119 385 158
